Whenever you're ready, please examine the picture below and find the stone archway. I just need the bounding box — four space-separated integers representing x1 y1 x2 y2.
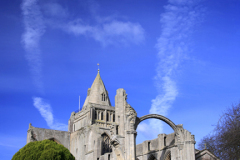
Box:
134 114 195 160
135 114 177 132
134 114 177 160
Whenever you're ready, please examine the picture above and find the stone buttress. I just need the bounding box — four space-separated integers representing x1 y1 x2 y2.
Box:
27 71 219 160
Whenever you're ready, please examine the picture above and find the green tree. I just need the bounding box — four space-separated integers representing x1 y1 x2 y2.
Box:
12 139 75 160
198 103 240 160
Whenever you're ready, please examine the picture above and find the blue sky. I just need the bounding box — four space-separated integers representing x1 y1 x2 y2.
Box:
1 0 240 159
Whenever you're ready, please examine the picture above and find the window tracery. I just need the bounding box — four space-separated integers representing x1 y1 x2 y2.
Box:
148 154 157 160
101 133 112 155
164 151 171 160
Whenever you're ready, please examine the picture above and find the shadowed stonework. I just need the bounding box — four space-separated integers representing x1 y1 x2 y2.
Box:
27 71 219 160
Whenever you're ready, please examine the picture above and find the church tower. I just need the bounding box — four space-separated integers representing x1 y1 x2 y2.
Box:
82 70 111 108
68 70 119 160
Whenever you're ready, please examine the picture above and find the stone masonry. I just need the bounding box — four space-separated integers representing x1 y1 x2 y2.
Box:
27 71 219 160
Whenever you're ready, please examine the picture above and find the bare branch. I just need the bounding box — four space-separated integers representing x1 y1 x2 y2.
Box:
198 103 240 160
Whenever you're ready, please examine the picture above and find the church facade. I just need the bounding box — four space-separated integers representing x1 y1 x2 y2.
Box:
27 71 219 160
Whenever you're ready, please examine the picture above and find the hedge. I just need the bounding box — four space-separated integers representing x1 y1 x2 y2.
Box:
12 139 75 160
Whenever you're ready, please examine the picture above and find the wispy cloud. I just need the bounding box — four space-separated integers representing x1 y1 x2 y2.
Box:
21 0 68 131
21 0 45 93
148 0 203 134
33 97 68 131
65 20 144 46
41 2 145 46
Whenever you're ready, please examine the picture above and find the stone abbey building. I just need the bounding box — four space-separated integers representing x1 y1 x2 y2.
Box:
27 71 219 160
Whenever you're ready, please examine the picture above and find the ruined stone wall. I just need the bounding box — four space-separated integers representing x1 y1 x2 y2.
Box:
27 125 70 149
136 132 176 160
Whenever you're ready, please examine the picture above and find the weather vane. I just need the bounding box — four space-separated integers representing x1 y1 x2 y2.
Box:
97 63 100 72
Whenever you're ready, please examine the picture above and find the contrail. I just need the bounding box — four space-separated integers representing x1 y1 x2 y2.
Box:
33 97 68 131
149 0 203 134
21 0 68 131
21 0 45 93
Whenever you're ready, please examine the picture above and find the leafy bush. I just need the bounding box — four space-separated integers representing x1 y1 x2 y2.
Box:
12 139 75 160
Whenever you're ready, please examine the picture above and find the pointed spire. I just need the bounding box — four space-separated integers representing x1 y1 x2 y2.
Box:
83 70 111 107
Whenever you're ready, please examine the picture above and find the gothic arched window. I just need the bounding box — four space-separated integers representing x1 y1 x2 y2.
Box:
164 151 171 160
101 133 112 155
148 154 157 160
102 93 106 101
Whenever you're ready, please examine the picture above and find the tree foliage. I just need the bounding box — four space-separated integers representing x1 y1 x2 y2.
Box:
198 103 240 160
12 139 75 160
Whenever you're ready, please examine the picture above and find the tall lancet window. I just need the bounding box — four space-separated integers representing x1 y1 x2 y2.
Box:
101 133 112 155
95 111 98 120
102 93 106 101
113 114 115 122
106 112 109 121
101 112 104 120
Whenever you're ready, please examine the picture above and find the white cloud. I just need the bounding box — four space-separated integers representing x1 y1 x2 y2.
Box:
40 1 145 46
148 0 203 133
65 19 94 35
150 76 178 116
22 0 145 50
33 97 68 131
21 0 45 93
100 21 145 45
65 20 145 46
